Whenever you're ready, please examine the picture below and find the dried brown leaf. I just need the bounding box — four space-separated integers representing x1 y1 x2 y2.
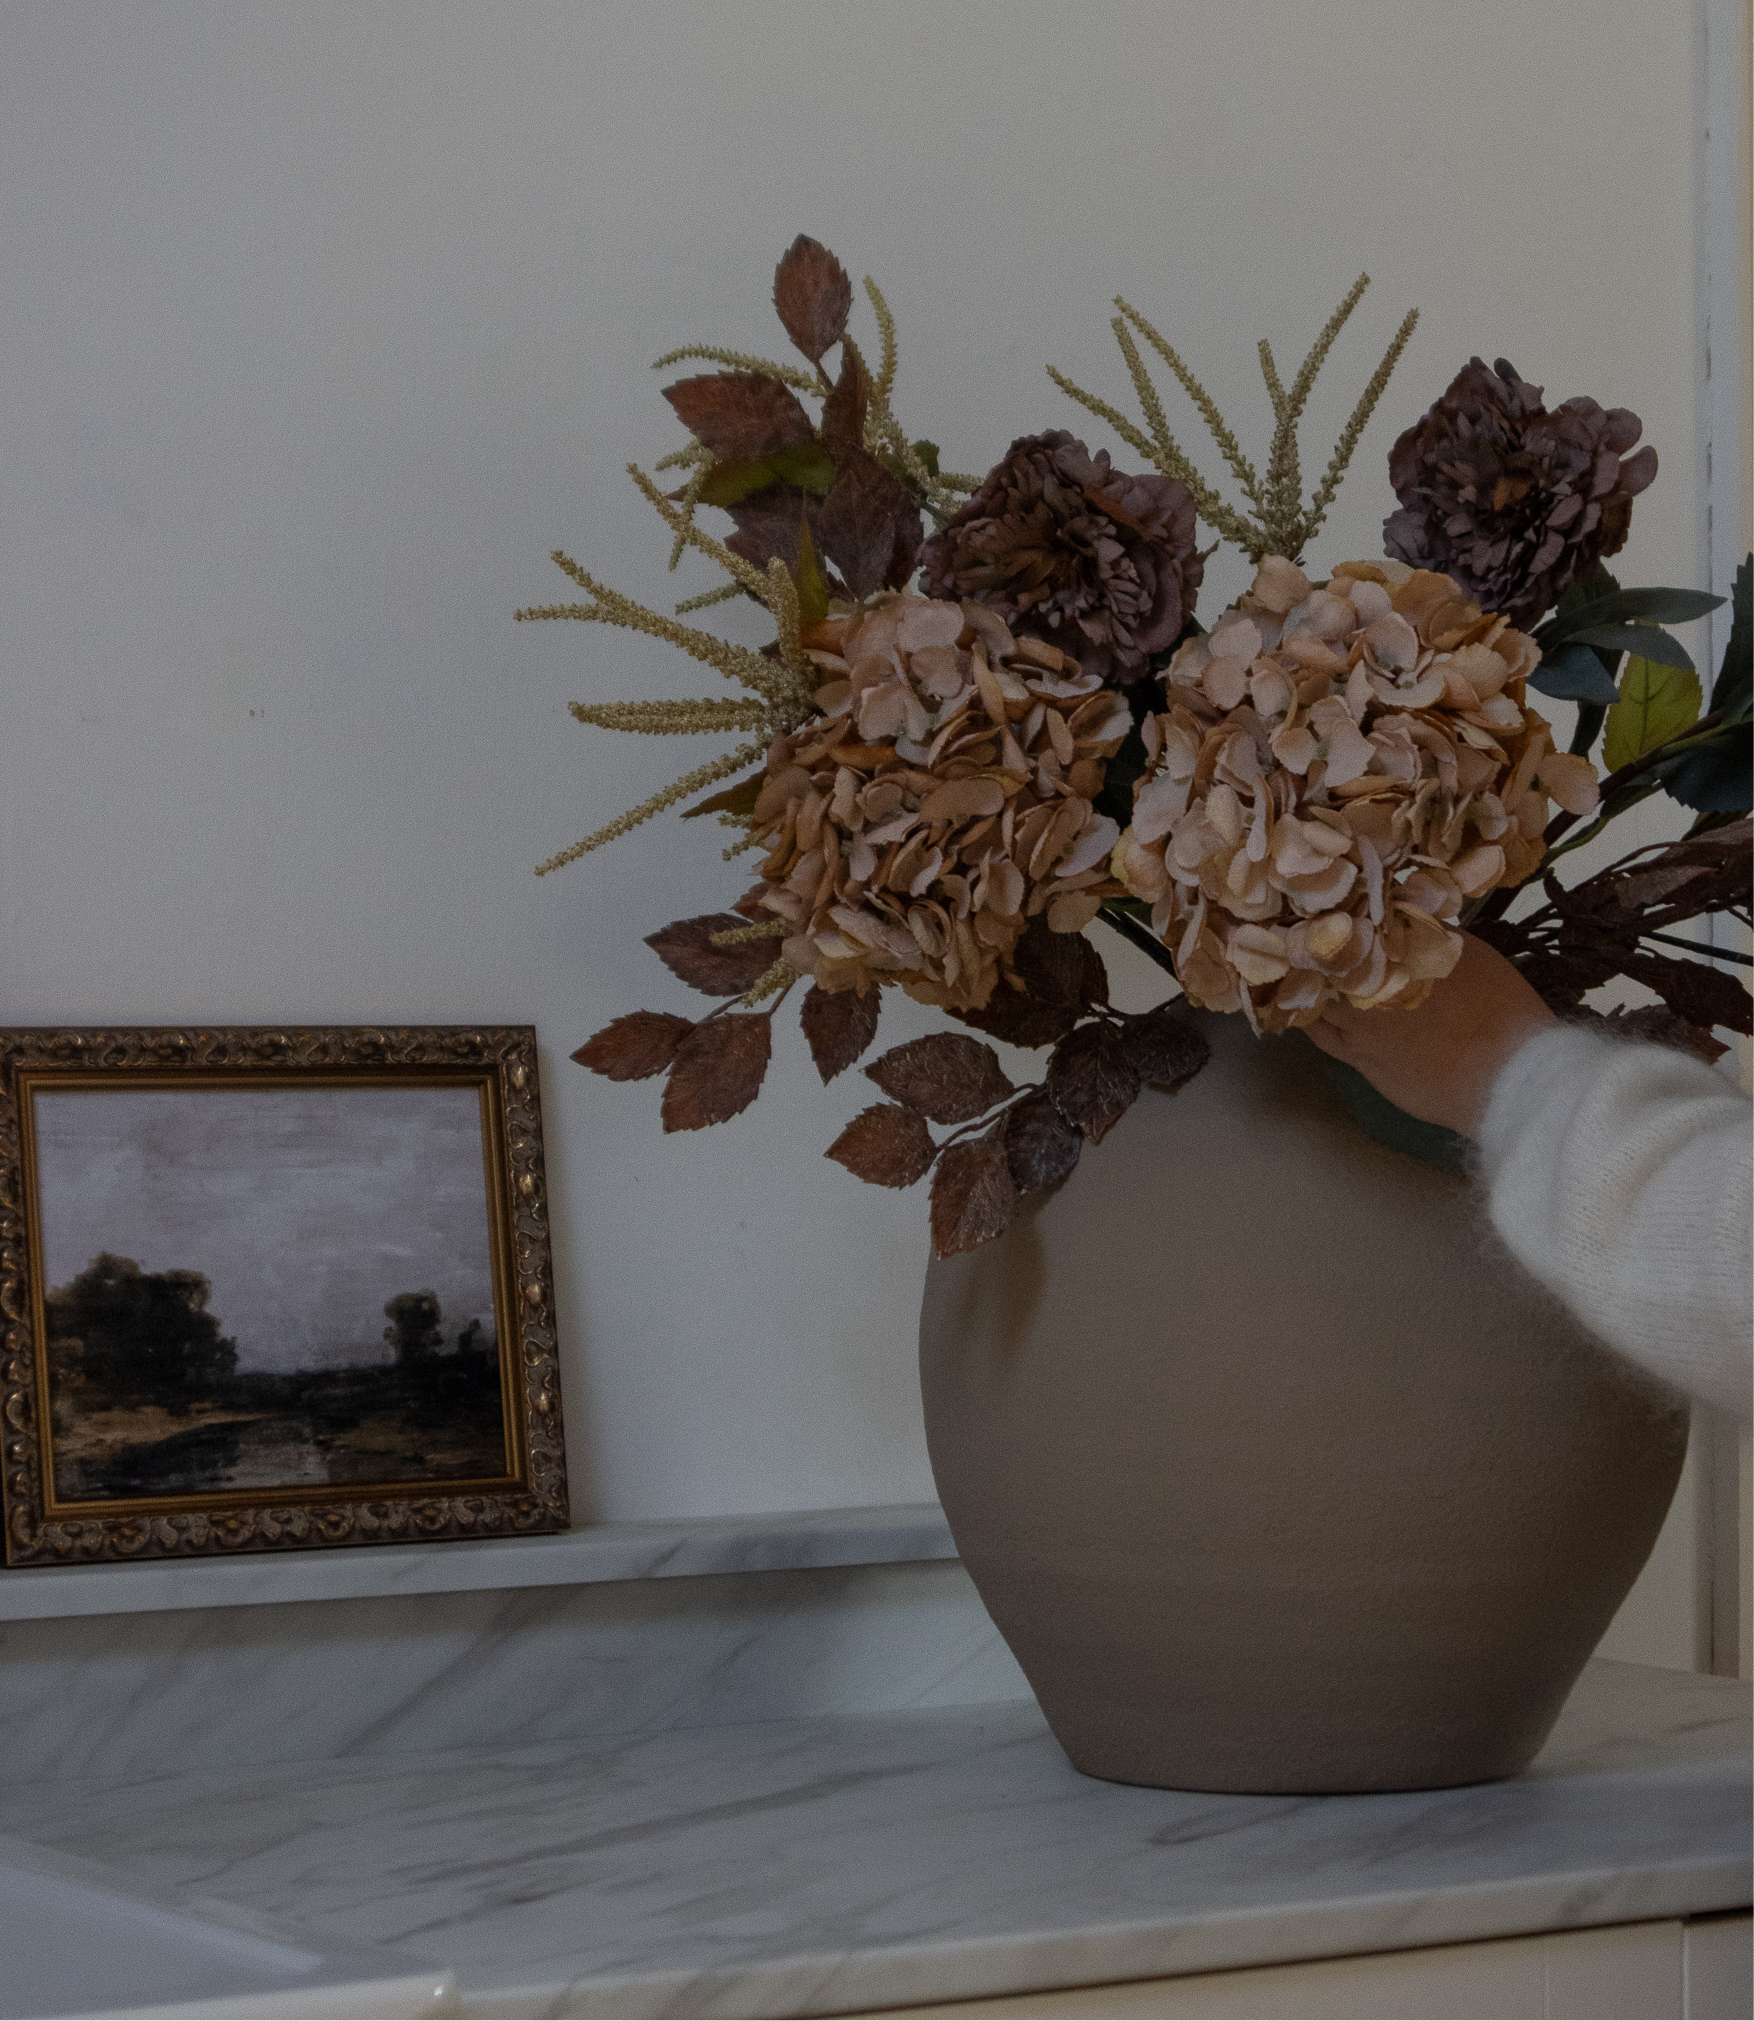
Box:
772 235 853 364
952 916 1110 1049
813 449 924 598
930 1139 1018 1257
1621 952 1753 1035
1045 1021 1141 1144
724 484 845 593
865 1033 1016 1124
663 373 815 461
1002 1089 1083 1197
1579 1004 1730 1064
801 984 880 1083
646 914 780 997
1119 1003 1210 1088
661 1014 772 1130
825 1102 935 1188
572 1010 694 1082
819 347 867 452
680 773 764 822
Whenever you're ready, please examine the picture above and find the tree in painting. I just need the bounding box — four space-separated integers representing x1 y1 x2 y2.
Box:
45 1252 239 1415
383 1289 445 1367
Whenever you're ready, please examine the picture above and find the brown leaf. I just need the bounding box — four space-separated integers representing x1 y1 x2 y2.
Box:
819 347 866 453
661 1015 772 1131
813 449 924 598
733 884 772 921
1579 1004 1729 1064
1621 951 1753 1035
663 373 815 461
572 1011 694 1082
825 1102 935 1188
680 773 764 821
865 1033 1016 1124
1119 1003 1210 1088
1045 1021 1141 1144
930 1140 1018 1257
646 914 779 997
724 484 847 597
1002 1089 1083 1197
772 235 853 364
952 916 1110 1049
801 984 880 1083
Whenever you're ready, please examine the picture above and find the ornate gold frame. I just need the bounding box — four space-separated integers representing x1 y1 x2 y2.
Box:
0 1026 568 1566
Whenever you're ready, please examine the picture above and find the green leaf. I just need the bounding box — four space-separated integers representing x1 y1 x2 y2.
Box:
1567 624 1695 671
911 439 942 478
1659 721 1752 814
793 511 830 628
1530 643 1622 704
1604 587 1725 625
1602 656 1703 773
1708 555 1751 723
680 772 764 821
695 442 837 508
1534 572 1724 648
1544 586 1723 635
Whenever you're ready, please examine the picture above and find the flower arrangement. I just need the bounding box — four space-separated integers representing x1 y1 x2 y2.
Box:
524 237 1751 1255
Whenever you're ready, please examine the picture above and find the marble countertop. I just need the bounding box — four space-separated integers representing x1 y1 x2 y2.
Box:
5 1658 1746 2018
0 1505 957 1622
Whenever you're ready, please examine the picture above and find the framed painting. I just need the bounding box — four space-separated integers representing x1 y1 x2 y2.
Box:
0 1026 568 1565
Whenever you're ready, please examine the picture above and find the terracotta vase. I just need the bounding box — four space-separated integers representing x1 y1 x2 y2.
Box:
918 1008 1689 1795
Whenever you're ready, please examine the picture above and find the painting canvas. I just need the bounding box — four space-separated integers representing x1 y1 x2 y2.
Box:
36 1084 509 1500
0 1027 569 1565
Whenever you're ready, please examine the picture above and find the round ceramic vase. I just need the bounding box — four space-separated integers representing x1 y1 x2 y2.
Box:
918 1007 1689 1795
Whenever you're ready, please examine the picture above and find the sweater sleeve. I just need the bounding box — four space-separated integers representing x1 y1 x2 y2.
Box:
1474 1025 1752 1418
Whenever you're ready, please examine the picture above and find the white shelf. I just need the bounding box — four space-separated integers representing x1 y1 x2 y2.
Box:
0 1502 956 1621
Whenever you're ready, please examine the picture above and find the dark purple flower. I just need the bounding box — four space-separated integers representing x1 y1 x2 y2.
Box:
1384 358 1657 629
918 431 1202 687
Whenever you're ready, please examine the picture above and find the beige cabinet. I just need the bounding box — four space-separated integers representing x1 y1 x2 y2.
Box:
851 1912 1751 2020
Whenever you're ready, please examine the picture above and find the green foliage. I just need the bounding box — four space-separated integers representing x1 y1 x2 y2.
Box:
1662 723 1752 814
695 442 837 507
1535 644 1622 705
793 511 830 627
1709 556 1751 723
1602 656 1702 773
45 1252 238 1410
1529 566 1722 705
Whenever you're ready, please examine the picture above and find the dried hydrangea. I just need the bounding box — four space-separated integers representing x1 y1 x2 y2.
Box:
917 431 1203 687
1114 555 1600 1032
1383 358 1658 630
750 592 1131 1011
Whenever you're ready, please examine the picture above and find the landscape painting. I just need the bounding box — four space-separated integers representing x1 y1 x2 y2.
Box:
31 1081 512 1504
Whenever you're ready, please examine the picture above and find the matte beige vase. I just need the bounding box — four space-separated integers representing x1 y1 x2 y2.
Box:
918 1008 1689 1795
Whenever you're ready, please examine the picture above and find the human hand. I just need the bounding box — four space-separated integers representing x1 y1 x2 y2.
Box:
1305 932 1559 1137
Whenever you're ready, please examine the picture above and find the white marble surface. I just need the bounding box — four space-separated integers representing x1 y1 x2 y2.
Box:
0 1833 454 2021
0 1506 957 1621
5 1660 1746 2019
0 1558 1028 1786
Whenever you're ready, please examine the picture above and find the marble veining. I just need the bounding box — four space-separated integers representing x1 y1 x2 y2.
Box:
0 1559 1028 1785
0 1505 957 1622
3 1660 1745 2019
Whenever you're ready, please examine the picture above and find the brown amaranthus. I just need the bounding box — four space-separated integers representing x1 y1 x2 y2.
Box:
1115 556 1600 1032
748 592 1131 1011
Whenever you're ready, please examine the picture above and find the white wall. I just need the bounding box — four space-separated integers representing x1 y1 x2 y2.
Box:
0 1 1720 1525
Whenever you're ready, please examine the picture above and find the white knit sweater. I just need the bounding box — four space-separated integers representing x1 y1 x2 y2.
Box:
1475 1026 1753 1418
